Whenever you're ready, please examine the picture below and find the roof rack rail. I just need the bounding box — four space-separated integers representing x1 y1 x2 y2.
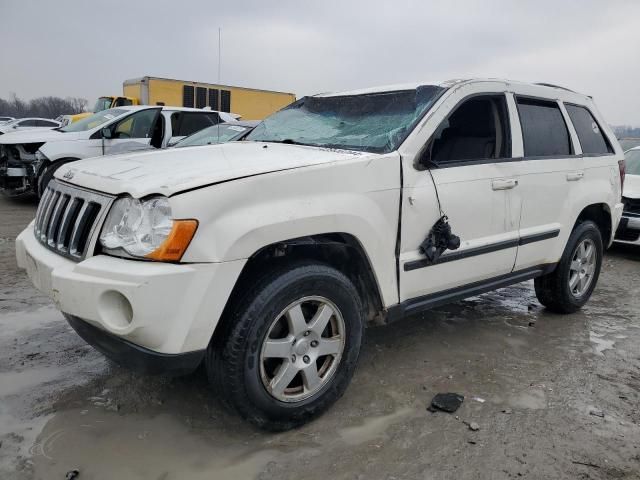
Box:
534 82 575 93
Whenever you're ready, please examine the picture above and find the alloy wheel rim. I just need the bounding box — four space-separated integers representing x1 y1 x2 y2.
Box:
259 296 346 403
569 238 596 297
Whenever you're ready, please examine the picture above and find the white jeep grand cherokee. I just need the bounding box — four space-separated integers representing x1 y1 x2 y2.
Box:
16 79 625 430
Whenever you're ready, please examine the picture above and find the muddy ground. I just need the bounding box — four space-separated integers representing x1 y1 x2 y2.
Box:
0 194 639 480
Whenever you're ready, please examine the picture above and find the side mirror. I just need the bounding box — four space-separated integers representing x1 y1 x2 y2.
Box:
101 127 113 139
12 125 17 129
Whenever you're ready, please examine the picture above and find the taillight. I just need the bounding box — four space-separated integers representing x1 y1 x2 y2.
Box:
619 160 626 192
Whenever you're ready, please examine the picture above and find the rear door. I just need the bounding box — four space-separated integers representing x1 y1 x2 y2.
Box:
508 94 583 270
168 112 220 145
399 89 521 301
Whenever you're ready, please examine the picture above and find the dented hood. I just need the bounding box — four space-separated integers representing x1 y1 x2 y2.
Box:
624 174 640 199
0 128 83 145
55 142 369 197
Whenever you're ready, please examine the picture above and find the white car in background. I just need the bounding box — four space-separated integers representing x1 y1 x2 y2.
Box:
0 116 15 124
0 106 236 197
614 147 640 245
0 117 61 134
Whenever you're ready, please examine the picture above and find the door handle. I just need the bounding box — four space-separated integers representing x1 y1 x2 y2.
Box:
492 178 518 190
567 171 584 181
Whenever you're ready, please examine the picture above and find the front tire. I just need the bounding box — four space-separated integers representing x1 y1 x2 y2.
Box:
37 159 77 198
534 221 603 313
207 263 364 431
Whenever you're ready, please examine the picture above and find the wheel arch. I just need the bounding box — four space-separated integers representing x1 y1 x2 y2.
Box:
216 233 386 336
574 203 612 246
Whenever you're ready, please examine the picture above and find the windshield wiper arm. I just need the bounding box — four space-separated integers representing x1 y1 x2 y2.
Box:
264 139 307 146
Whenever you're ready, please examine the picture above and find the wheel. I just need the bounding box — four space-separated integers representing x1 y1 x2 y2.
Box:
207 263 364 430
534 221 603 313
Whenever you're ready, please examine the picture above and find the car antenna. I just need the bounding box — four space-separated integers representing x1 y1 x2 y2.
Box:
217 27 222 144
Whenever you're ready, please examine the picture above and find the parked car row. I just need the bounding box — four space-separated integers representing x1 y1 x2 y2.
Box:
0 106 239 197
14 78 626 430
0 117 60 134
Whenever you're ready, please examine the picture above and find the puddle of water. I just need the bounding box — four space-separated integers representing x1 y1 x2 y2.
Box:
0 306 63 337
32 407 283 480
0 406 54 469
339 407 413 446
0 366 68 397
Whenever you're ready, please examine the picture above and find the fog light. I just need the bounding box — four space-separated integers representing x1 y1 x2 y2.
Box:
98 290 133 330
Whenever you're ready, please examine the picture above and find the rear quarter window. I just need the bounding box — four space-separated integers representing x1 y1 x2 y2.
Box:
516 98 572 157
564 104 613 155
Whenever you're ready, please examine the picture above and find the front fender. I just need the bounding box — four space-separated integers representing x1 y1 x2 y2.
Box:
171 154 402 306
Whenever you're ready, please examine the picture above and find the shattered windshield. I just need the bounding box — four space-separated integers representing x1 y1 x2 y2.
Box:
245 85 445 153
60 108 127 132
625 149 640 175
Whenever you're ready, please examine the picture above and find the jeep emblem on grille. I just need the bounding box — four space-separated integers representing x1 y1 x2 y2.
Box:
63 169 76 180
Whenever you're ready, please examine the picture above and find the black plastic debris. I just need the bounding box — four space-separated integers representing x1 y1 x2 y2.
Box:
65 470 80 480
428 393 464 413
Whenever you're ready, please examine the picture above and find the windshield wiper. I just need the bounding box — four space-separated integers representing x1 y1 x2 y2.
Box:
264 139 308 146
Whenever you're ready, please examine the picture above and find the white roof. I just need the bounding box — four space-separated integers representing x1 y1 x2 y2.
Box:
113 105 224 114
317 78 587 98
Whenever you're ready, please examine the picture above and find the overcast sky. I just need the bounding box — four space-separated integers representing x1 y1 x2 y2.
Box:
1 0 639 125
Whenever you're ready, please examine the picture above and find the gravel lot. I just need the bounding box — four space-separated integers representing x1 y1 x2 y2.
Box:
1 195 639 480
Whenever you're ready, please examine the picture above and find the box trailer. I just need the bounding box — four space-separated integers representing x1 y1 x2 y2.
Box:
123 76 296 120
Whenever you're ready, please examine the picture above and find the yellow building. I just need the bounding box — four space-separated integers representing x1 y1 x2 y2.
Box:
123 76 296 120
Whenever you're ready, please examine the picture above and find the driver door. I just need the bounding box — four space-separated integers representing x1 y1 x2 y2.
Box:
399 90 521 302
101 108 161 155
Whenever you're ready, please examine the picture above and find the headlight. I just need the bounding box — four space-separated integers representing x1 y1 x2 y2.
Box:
99 195 197 262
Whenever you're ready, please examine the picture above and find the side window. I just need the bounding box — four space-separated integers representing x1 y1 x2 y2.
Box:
113 97 133 107
174 113 219 136
430 95 511 163
112 109 159 139
221 90 231 112
196 87 207 109
208 89 219 110
564 104 613 155
20 120 39 127
183 85 194 108
517 98 571 157
38 120 58 127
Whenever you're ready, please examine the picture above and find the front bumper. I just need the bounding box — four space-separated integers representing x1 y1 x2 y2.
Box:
16 224 246 363
65 314 204 375
614 214 640 245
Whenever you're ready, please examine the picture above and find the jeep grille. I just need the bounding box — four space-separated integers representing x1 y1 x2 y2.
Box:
34 180 114 261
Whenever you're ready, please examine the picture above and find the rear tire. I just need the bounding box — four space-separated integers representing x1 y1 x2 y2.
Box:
534 221 603 313
206 262 364 431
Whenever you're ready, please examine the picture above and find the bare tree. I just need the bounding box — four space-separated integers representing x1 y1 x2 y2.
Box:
0 93 88 119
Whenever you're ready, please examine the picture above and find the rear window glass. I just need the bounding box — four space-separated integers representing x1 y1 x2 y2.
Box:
517 98 572 157
565 104 613 155
171 112 220 137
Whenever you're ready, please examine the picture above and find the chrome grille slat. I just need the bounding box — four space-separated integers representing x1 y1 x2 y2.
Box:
35 188 54 238
32 179 114 261
36 188 53 230
68 202 90 257
46 194 70 247
56 198 82 251
39 191 60 242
